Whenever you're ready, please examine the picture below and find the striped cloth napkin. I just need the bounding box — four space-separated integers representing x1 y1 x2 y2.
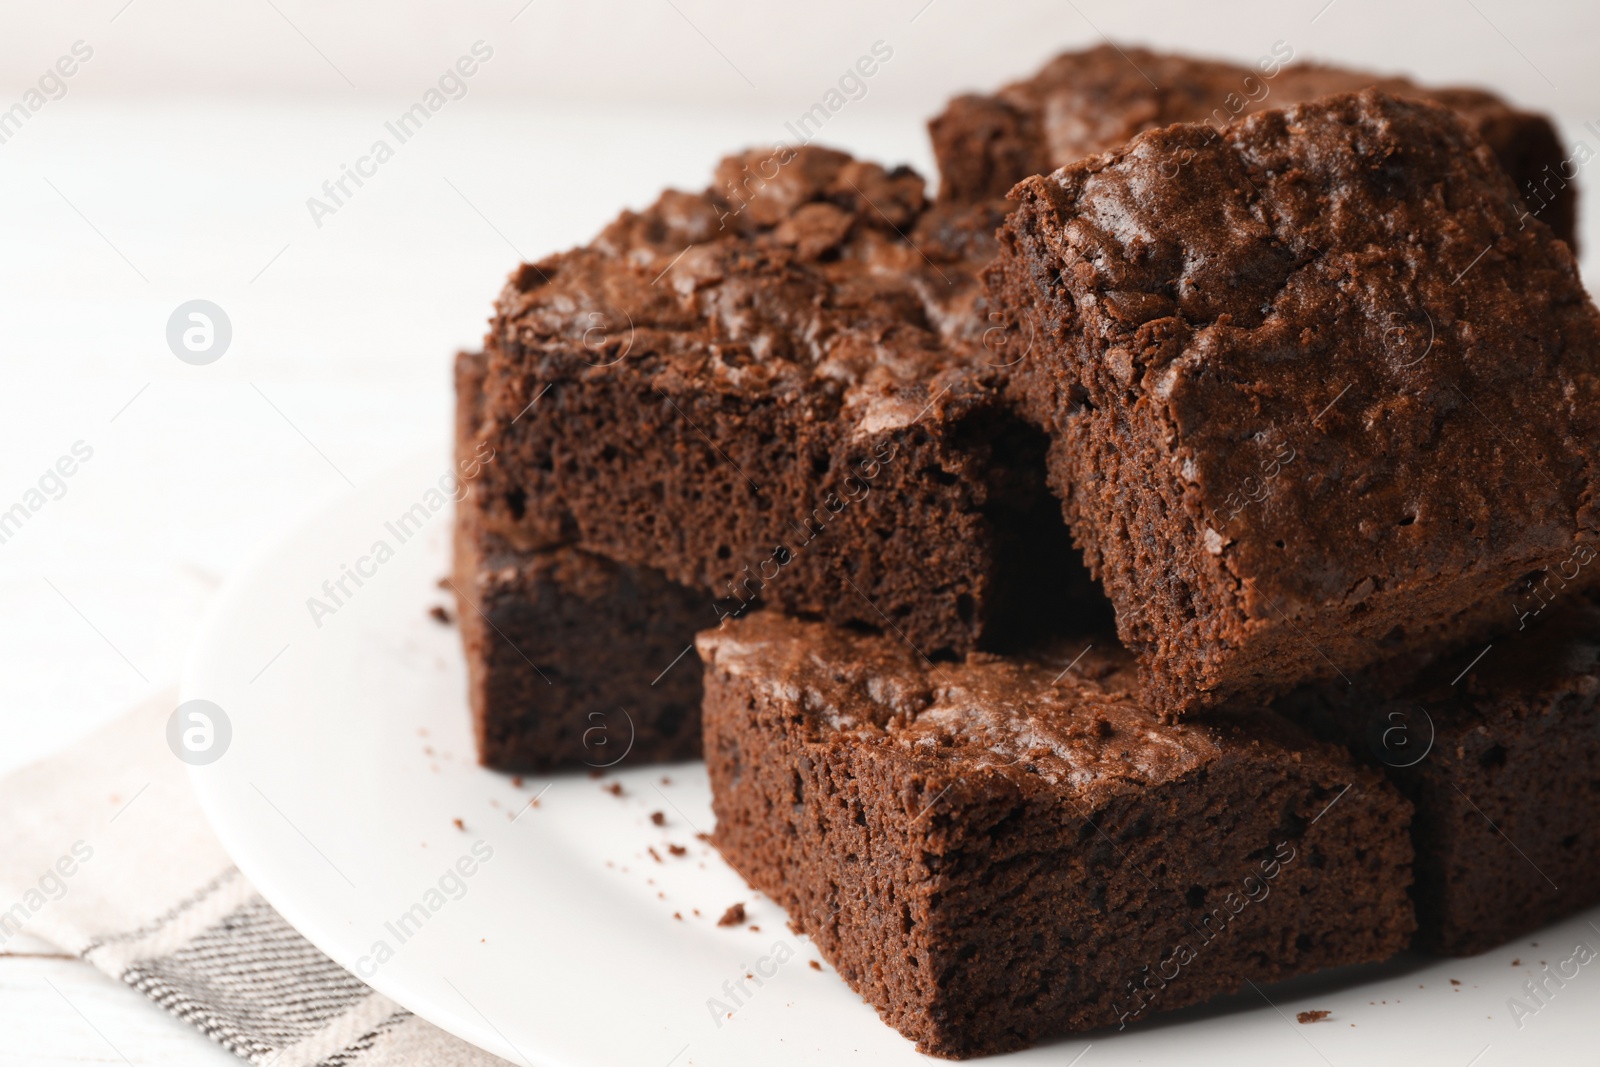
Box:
0 691 509 1067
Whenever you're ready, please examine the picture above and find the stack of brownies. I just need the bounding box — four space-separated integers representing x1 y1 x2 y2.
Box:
452 45 1600 1057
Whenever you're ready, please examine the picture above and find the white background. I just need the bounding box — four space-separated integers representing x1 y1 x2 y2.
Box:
2 1 1598 1062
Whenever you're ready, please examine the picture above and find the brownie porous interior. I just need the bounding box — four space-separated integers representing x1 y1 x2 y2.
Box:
454 350 710 772
1281 596 1600 955
472 148 1097 658
453 519 708 772
701 613 1414 1057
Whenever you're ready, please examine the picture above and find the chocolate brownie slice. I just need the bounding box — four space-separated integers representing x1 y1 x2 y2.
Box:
990 90 1600 716
1282 597 1600 955
930 44 1577 247
452 351 707 771
472 147 1089 657
700 613 1414 1056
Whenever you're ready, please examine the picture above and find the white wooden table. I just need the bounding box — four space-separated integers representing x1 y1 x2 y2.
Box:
0 934 242 1067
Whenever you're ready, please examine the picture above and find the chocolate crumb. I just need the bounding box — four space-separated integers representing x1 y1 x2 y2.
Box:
661 776 672 785
512 776 523 788
1512 958 1521 966
809 960 822 971
673 912 682 920
588 769 604 780
717 903 747 927
1296 1010 1330 1024
647 847 663 863
650 811 666 826
603 782 624 797
452 818 465 831
750 925 761 932
428 605 453 624
1450 979 1461 986
668 843 688 857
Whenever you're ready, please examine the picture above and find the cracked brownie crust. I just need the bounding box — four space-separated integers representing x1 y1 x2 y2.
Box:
989 90 1600 716
930 44 1577 247
700 612 1414 1057
474 147 1088 656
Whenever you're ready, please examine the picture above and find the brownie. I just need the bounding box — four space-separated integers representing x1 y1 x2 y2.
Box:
700 613 1414 1056
989 90 1600 717
930 44 1577 247
452 351 708 771
471 146 1091 657
1281 597 1600 956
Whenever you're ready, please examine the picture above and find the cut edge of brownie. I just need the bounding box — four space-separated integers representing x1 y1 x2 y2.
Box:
1279 595 1600 955
452 350 708 772
987 200 1300 711
472 146 1103 658
700 614 1415 1056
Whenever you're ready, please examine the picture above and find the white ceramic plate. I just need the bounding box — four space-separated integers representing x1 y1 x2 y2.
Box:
184 450 1600 1066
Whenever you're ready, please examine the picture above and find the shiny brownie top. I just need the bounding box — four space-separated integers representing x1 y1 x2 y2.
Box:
494 146 1012 431
697 611 1330 796
936 43 1551 200
999 90 1600 615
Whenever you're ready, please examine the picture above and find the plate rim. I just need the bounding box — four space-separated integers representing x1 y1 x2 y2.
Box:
180 448 533 1063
